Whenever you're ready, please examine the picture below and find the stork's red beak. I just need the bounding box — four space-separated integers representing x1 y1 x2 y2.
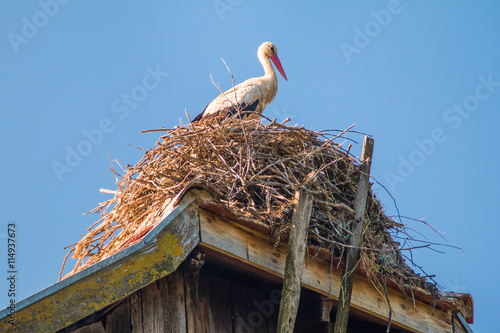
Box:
271 55 288 81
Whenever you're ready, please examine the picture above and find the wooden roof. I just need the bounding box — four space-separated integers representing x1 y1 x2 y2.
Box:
0 186 473 333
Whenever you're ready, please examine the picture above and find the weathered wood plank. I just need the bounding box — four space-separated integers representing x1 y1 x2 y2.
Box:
277 190 313 333
334 136 374 333
198 211 249 259
185 269 234 333
141 271 186 333
130 290 143 333
105 299 131 333
159 270 187 333
199 211 452 333
184 269 211 333
142 281 165 333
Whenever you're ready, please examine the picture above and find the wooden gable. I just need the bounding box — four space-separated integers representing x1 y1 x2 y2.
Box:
0 188 473 333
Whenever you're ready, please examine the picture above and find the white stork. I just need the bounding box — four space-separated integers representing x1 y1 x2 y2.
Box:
192 42 287 122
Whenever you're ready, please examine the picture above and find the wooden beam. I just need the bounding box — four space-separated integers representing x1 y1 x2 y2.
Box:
277 190 314 332
334 136 374 333
198 208 453 333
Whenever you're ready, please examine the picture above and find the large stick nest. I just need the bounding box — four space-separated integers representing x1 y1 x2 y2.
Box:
62 119 437 297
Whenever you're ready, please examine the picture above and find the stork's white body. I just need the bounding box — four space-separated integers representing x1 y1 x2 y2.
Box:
193 42 287 122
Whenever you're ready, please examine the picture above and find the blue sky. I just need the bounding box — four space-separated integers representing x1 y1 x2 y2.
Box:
1 1 499 331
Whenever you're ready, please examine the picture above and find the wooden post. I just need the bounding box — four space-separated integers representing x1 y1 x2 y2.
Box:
333 136 374 333
277 189 314 333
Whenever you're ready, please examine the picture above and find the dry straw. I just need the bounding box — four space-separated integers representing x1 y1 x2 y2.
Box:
61 117 437 299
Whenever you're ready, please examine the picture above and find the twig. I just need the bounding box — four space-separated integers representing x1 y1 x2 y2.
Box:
100 188 117 194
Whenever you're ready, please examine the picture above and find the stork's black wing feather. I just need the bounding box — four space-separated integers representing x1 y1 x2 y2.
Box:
225 99 260 118
191 99 260 123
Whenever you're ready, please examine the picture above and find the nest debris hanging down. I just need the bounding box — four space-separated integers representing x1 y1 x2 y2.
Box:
61 118 438 299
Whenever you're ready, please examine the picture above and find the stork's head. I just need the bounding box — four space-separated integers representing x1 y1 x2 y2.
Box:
259 42 288 81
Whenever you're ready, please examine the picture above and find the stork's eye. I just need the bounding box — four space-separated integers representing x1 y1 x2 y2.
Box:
270 46 275 54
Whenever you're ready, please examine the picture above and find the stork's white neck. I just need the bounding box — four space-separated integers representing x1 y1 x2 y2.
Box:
258 52 276 78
